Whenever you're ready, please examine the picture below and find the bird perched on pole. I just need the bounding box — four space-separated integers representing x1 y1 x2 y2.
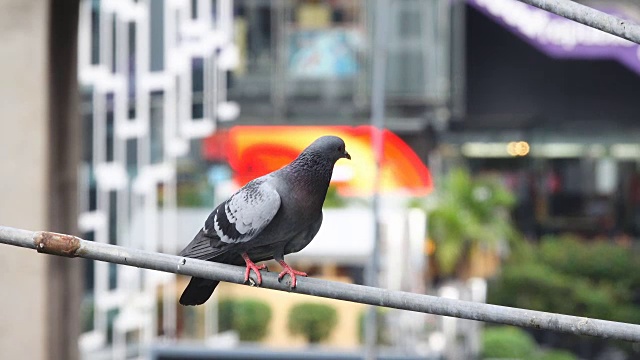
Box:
178 136 351 305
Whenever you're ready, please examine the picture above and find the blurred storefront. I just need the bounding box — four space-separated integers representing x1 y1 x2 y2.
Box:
442 0 640 241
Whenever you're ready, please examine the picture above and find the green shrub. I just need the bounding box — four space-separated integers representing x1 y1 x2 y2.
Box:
536 349 577 360
217 299 236 332
288 302 338 343
482 326 536 359
489 235 640 324
538 235 638 284
218 298 272 341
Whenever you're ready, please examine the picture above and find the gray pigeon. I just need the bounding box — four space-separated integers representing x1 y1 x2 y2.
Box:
179 136 351 305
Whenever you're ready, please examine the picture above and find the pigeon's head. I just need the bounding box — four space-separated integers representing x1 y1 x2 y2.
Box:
305 136 351 162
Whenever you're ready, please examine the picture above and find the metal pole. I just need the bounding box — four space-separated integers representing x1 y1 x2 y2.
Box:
515 0 640 45
2 225 640 342
451 0 466 120
366 0 389 358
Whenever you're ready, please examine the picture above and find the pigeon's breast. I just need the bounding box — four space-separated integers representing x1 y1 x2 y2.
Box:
279 179 326 222
244 180 323 247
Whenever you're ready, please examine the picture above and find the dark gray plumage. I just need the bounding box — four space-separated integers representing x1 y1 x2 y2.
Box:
179 136 351 305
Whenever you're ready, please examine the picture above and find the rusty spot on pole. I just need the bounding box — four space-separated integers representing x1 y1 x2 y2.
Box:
33 231 81 257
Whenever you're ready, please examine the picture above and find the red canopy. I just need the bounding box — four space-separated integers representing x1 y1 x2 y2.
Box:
203 125 433 196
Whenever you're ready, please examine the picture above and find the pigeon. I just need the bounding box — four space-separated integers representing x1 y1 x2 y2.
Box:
178 136 351 305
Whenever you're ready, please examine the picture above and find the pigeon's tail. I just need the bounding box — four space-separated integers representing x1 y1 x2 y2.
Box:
179 277 220 306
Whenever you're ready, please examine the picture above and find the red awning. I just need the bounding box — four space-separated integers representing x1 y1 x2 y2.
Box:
202 125 433 196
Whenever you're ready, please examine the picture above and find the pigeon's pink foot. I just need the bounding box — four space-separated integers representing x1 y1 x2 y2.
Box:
277 260 307 288
241 253 267 285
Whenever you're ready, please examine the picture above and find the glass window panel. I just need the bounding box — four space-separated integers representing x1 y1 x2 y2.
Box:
150 91 164 164
149 1 164 72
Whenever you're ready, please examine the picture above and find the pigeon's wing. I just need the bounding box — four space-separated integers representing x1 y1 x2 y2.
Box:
209 177 282 244
179 178 281 260
178 228 223 260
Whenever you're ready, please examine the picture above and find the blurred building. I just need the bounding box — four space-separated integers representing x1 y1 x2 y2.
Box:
75 0 447 359
226 0 452 133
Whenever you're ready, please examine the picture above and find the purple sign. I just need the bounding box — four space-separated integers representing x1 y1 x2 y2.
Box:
468 0 640 75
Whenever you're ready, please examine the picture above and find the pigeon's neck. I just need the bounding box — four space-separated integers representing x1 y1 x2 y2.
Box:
285 152 335 190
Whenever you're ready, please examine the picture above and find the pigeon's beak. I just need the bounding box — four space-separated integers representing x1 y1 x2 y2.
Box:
343 151 351 160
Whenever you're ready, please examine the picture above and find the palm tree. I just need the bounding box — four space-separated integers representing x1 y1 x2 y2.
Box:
425 168 521 278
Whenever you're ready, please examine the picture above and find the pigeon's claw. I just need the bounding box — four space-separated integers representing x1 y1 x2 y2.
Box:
242 253 267 285
277 260 307 288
